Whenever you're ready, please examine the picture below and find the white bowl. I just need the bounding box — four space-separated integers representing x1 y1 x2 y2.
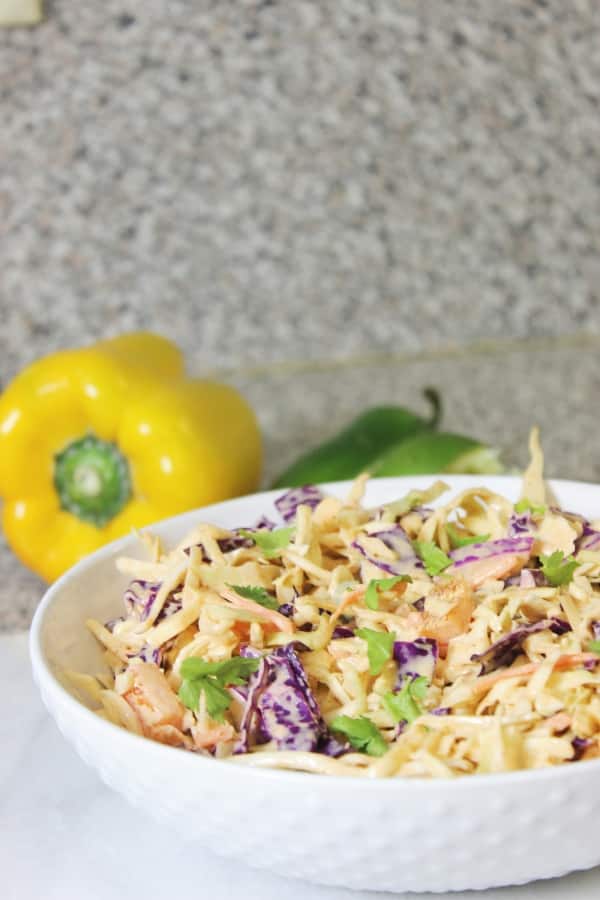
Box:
30 476 600 893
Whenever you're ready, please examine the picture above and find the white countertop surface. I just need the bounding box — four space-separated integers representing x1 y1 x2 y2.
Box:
2 632 600 900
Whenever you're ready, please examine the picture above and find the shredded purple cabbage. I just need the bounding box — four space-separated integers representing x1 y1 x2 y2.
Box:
351 540 397 576
252 515 277 531
577 530 600 553
127 644 162 665
277 587 299 620
235 644 329 753
157 596 183 622
431 706 451 716
182 543 212 559
123 580 182 627
505 568 548 588
353 548 399 576
104 616 125 633
523 568 548 587
229 684 249 703
393 638 437 689
239 645 262 659
218 517 278 553
518 568 536 588
591 621 600 641
471 618 571 676
259 646 325 751
215 535 253 553
315 732 351 757
352 523 422 576
572 736 594 760
370 524 417 559
507 512 534 537
450 536 534 568
275 485 325 523
235 655 269 753
332 625 355 639
123 580 161 621
183 516 279 557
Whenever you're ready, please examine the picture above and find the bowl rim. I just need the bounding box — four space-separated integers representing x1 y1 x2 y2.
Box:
30 473 600 791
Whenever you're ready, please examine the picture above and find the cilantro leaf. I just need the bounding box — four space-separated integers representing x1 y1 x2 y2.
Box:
227 583 279 610
211 657 263 684
413 541 452 576
179 656 261 683
384 675 429 725
446 523 490 549
364 574 412 611
514 498 547 515
201 680 235 721
178 655 261 721
408 674 429 700
356 627 395 675
238 526 294 559
539 550 580 587
330 715 388 757
178 678 201 712
588 640 600 655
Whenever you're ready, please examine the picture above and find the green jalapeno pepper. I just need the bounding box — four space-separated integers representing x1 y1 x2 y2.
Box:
271 389 441 488
370 431 503 477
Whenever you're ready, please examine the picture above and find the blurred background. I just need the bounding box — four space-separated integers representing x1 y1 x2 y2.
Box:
3 0 600 622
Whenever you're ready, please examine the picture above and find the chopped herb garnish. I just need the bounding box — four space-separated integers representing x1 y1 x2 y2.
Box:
539 550 580 587
588 640 600 656
330 714 388 757
514 498 547 516
238 526 294 559
446 523 490 549
227 583 279 610
382 479 448 520
413 540 452 576
178 656 260 721
356 627 395 675
383 675 429 725
364 574 412 611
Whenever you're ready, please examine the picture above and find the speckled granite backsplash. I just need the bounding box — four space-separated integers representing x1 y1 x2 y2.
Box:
2 0 600 378
3 1 600 629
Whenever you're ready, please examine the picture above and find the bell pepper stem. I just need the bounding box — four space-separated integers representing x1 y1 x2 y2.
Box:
423 387 442 428
54 434 132 527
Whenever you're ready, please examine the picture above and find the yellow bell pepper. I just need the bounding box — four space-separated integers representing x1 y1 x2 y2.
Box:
0 333 262 582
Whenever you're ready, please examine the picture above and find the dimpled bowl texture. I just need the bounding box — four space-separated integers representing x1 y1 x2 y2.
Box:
30 476 600 893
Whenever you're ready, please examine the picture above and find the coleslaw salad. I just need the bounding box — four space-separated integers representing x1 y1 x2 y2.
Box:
72 429 600 778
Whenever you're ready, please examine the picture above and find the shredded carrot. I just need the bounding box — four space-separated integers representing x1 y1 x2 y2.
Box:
231 621 251 642
220 587 294 634
473 653 598 698
329 586 366 628
452 553 530 589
